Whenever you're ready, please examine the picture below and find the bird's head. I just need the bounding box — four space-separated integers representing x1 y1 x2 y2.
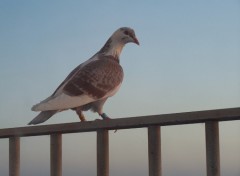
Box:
99 27 139 57
112 27 140 45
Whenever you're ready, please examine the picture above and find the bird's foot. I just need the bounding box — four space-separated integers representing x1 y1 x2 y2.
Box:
75 109 86 122
98 113 117 132
80 115 86 122
100 113 111 120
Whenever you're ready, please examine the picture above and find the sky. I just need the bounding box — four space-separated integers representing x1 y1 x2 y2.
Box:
0 0 240 175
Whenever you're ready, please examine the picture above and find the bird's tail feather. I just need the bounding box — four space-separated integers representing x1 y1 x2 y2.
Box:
28 110 58 125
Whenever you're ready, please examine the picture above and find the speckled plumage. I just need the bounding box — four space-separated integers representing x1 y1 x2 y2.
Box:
63 55 123 98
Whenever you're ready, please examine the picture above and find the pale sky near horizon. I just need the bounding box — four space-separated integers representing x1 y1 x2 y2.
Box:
0 1 240 176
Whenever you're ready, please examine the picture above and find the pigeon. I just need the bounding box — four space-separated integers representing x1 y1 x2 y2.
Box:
28 27 139 125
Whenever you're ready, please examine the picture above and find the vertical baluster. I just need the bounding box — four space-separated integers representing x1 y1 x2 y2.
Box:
205 121 220 176
97 129 109 176
51 134 62 176
9 137 20 176
148 126 161 176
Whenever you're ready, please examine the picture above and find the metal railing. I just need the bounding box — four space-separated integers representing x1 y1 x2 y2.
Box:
1 107 240 176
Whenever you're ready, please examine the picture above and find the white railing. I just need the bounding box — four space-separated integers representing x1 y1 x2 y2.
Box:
1 107 240 176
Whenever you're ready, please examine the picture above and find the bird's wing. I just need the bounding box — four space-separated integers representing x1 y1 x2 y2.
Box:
32 55 123 111
51 54 98 96
28 110 58 125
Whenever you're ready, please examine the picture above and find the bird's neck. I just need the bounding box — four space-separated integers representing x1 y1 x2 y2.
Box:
99 38 125 59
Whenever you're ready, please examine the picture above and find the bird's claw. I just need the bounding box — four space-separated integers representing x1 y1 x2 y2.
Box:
100 113 111 120
94 117 111 121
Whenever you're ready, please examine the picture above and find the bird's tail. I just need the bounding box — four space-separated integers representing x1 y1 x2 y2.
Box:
28 110 58 125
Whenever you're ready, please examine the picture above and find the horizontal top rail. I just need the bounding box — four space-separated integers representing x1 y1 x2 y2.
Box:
0 107 240 138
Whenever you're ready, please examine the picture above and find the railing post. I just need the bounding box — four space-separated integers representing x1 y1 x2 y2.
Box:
51 134 62 176
148 126 161 176
9 137 20 176
205 121 220 176
97 129 109 176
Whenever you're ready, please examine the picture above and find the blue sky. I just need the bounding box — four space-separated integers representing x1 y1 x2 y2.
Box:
0 1 240 176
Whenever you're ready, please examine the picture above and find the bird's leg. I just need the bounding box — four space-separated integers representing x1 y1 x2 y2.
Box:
99 113 111 120
75 109 86 122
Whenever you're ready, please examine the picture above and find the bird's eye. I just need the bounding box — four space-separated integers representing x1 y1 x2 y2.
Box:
124 31 130 36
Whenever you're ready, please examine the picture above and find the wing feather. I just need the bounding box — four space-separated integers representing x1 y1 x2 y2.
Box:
31 54 123 111
63 55 123 99
32 93 95 111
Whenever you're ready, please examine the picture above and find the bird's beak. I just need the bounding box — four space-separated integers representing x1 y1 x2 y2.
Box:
133 37 140 45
